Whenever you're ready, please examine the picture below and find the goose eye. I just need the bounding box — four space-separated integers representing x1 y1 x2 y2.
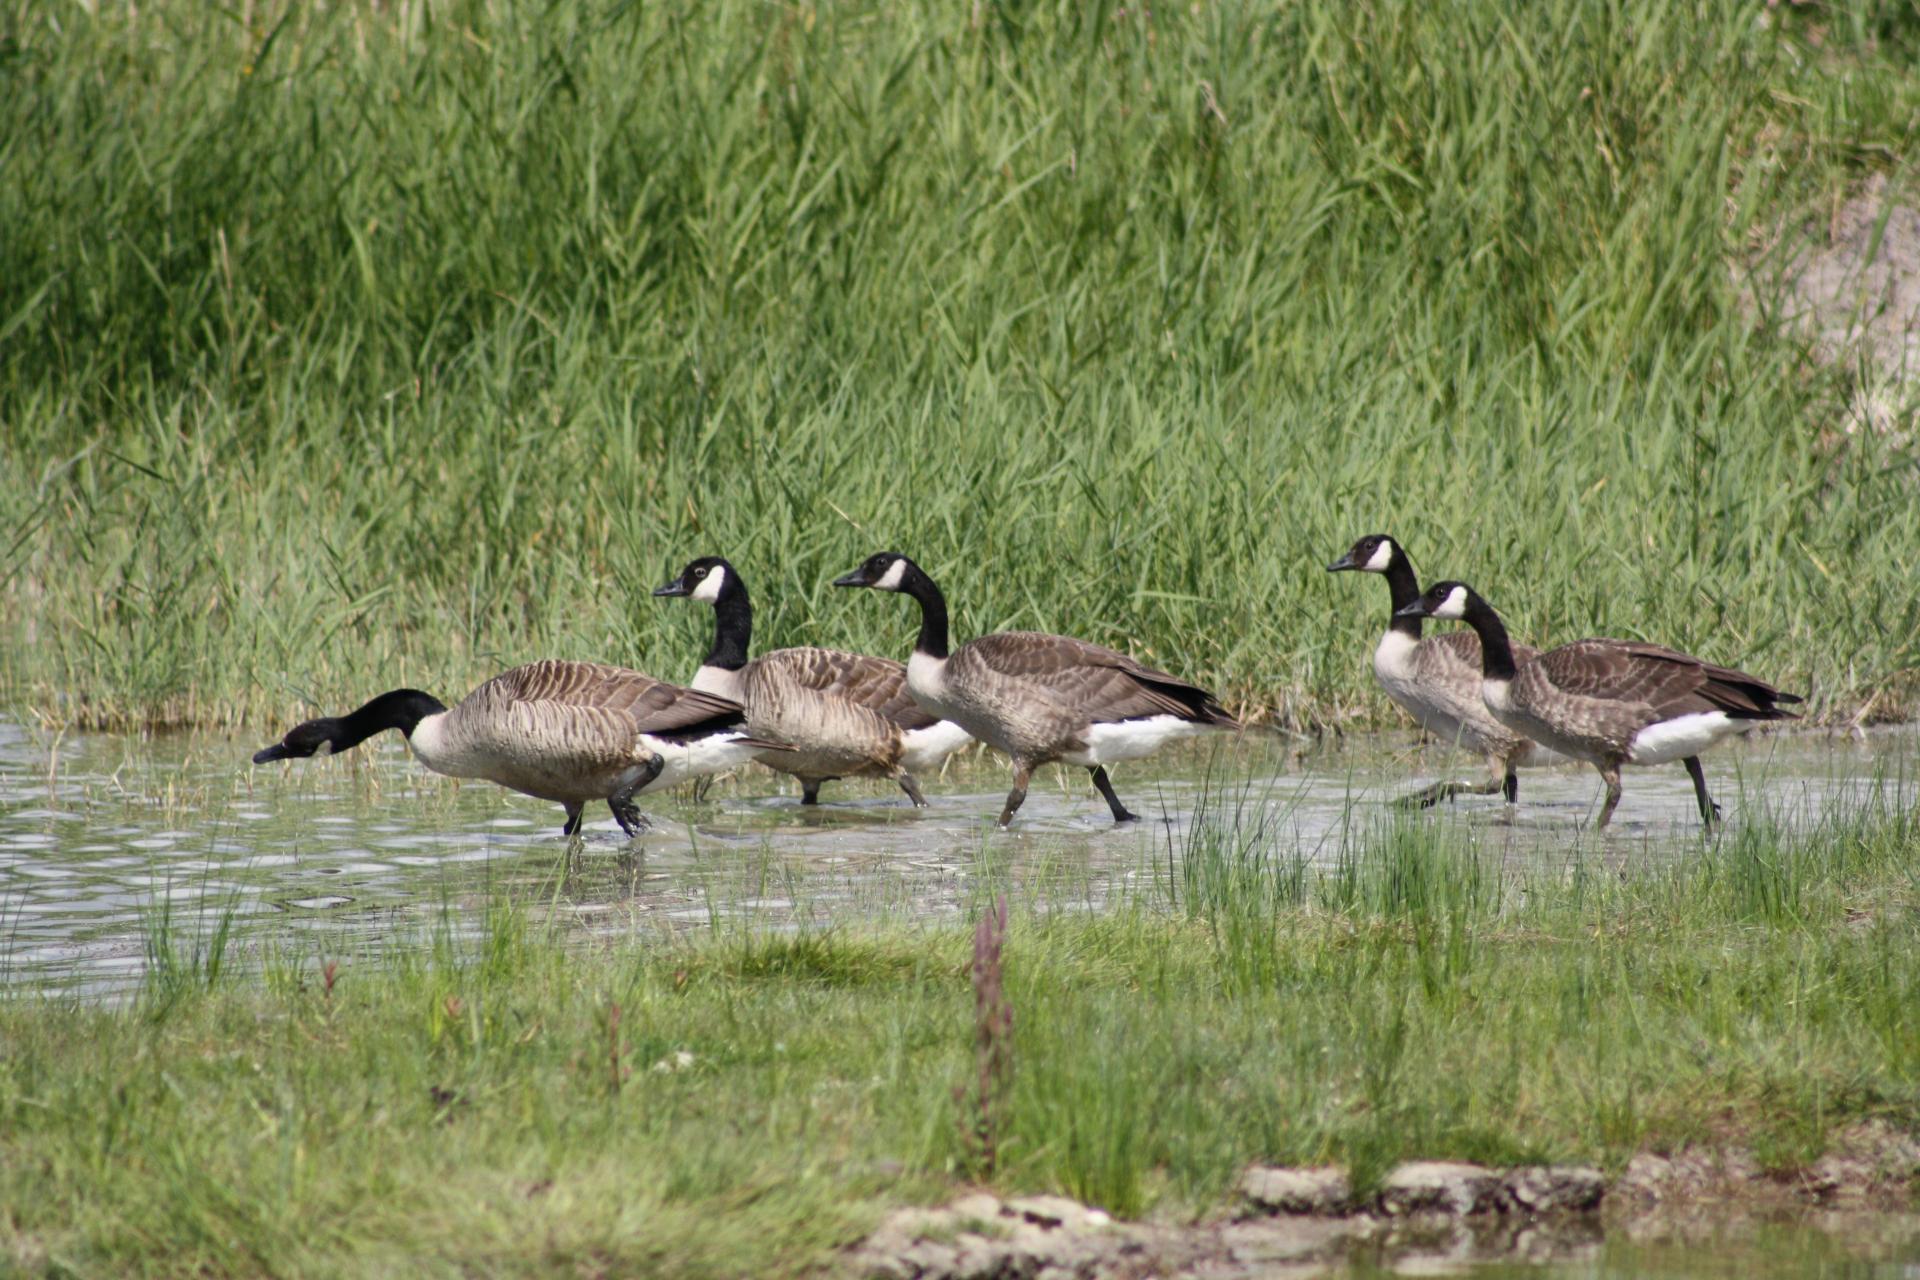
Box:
693 568 706 579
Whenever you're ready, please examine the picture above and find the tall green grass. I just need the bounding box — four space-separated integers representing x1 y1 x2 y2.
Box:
3 0 1919 729
4 782 1917 1274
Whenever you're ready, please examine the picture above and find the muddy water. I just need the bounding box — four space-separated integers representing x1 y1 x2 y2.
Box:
0 718 1910 993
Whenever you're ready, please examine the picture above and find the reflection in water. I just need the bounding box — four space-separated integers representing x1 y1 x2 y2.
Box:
1354 1208 1920 1277
0 716 1911 994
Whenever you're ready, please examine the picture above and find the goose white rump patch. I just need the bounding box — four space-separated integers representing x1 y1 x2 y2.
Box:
900 719 973 772
640 731 763 789
1062 715 1207 767
1628 711 1742 765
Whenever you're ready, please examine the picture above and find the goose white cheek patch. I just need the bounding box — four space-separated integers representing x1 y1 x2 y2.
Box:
874 559 909 591
1434 586 1469 619
690 567 727 603
1364 541 1395 572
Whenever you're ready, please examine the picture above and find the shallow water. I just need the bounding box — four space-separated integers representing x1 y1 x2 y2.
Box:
1337 1207 1920 1276
0 718 1911 994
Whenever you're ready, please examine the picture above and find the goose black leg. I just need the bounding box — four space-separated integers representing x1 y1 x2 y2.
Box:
997 764 1033 829
896 771 928 808
1595 764 1624 830
1683 756 1721 827
1502 769 1519 805
1090 766 1139 823
608 755 665 839
562 804 585 838
801 782 822 806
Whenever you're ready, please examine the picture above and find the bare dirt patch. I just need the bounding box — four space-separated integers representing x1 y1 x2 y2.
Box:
1754 172 1920 444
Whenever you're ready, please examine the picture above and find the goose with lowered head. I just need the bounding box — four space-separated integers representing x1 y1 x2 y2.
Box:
251 660 781 835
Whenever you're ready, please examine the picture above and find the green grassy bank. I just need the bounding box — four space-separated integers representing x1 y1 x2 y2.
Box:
4 788 1918 1276
3 1 1920 732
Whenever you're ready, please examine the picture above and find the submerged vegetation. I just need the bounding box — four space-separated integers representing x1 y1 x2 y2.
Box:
4 782 1919 1275
4 1 1920 729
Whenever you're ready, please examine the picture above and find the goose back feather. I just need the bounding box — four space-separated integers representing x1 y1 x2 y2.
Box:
924 631 1235 763
1501 640 1800 765
657 557 974 801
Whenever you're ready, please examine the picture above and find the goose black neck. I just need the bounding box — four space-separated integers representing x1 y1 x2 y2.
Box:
1460 595 1518 681
705 575 753 672
338 689 448 750
1383 552 1423 640
902 564 950 660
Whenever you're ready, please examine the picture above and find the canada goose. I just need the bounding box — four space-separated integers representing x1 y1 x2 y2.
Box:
1327 534 1550 807
251 660 781 836
832 552 1239 828
1395 583 1802 828
652 556 973 807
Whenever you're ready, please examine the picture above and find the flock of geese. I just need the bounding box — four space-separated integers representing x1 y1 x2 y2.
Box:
252 539 1801 834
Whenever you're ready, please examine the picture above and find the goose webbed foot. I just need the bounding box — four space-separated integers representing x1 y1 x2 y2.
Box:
609 799 649 838
1090 766 1139 824
1394 780 1458 810
608 754 666 839
1394 776 1505 810
562 805 585 838
691 776 714 804
1397 771 1512 809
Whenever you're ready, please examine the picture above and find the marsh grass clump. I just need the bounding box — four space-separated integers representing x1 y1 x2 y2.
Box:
4 1 1920 730
138 886 245 1021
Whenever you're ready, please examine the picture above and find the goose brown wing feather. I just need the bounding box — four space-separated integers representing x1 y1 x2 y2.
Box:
479 660 748 735
752 648 939 731
955 633 1238 727
1528 641 1798 721
1605 643 1802 718
871 685 941 731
